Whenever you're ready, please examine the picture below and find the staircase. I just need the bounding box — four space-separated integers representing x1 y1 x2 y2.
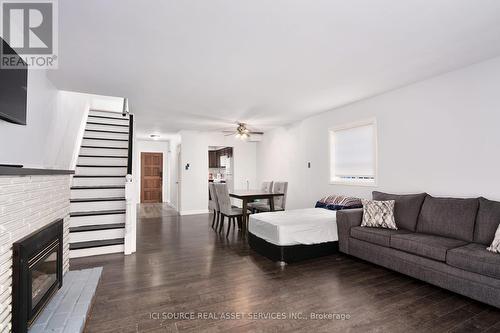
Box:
69 109 132 258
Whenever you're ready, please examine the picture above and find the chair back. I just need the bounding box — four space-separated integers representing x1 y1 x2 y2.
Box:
261 181 273 193
214 183 231 215
273 181 288 209
208 183 219 211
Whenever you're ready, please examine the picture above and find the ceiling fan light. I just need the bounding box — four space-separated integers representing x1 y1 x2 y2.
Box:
235 133 241 139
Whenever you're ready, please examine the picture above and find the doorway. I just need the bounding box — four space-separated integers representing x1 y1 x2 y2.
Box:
141 152 163 203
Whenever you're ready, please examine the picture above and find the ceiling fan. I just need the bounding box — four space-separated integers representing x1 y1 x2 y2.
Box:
223 123 264 140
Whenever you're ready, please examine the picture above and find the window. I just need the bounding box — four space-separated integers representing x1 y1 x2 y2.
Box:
329 120 377 185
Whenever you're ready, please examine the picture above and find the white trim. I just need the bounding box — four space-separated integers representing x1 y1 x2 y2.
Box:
135 139 170 203
179 209 209 216
328 118 378 187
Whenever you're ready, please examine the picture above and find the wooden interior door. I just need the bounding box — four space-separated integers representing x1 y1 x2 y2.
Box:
141 152 163 203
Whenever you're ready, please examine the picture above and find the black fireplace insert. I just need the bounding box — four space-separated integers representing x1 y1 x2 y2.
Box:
12 219 63 333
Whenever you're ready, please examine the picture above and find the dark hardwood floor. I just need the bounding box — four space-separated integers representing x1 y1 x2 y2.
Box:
71 204 500 333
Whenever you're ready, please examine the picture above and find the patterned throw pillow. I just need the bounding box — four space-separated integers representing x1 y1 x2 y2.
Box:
361 199 397 229
487 224 500 253
315 195 362 211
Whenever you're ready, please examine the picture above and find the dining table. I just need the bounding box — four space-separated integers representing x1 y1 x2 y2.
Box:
229 190 285 232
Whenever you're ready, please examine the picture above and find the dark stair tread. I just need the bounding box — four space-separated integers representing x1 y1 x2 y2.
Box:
84 129 128 134
81 145 128 150
70 209 126 217
88 114 129 121
82 137 128 142
86 121 129 127
70 223 125 233
78 155 128 158
71 185 125 190
70 238 124 250
73 175 125 178
71 197 125 203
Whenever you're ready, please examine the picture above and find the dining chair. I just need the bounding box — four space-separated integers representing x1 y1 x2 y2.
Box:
208 183 220 229
247 181 273 213
251 181 288 212
214 183 250 237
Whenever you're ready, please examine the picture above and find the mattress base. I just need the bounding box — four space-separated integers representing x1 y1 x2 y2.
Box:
248 232 338 264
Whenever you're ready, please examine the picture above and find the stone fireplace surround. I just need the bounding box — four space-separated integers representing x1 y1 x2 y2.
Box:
0 169 72 332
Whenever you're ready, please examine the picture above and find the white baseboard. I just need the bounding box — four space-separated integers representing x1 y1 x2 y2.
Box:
179 209 210 216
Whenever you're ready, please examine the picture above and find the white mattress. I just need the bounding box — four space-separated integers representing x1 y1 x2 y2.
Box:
248 208 338 246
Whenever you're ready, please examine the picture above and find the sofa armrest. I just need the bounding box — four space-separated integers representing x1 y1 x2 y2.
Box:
337 208 363 254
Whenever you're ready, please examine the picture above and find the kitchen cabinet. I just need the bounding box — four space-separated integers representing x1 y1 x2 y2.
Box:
208 147 233 168
208 151 219 168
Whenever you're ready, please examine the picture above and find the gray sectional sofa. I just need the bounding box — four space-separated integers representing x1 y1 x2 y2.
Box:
337 192 500 308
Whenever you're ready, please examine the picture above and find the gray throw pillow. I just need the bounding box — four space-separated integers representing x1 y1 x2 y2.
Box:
487 224 500 253
361 199 397 229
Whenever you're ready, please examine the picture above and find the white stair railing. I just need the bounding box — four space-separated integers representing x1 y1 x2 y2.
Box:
124 105 136 255
124 174 136 255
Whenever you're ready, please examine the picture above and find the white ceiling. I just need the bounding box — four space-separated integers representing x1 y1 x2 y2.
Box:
49 0 500 135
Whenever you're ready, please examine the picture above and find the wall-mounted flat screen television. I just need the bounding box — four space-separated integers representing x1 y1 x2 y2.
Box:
0 37 28 125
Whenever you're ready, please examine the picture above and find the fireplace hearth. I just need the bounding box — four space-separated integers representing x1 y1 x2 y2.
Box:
12 219 63 333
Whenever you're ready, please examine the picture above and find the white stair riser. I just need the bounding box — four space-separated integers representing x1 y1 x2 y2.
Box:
70 228 124 243
70 213 125 227
76 166 127 176
86 123 129 133
80 147 128 157
84 130 128 140
72 177 125 187
87 116 129 126
82 139 128 148
78 156 128 166
71 188 125 199
70 200 126 212
69 244 124 258
88 110 128 119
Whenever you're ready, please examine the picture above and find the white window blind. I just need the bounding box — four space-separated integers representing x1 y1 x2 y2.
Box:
330 122 376 183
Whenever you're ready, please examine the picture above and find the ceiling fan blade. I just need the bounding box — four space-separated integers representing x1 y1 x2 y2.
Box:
249 131 264 135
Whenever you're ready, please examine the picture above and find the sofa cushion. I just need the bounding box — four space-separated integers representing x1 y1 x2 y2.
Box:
350 226 411 247
372 191 426 231
474 197 500 245
447 243 500 279
390 233 466 261
416 196 478 242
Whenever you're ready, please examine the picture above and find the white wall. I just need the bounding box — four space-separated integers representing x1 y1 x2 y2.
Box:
0 70 59 168
134 140 170 203
179 131 257 215
257 56 500 209
0 68 124 170
44 91 90 169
